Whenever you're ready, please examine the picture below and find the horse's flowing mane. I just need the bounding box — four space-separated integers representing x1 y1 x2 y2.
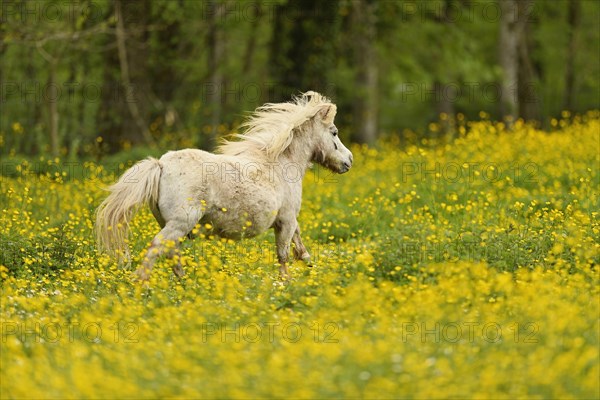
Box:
217 91 332 160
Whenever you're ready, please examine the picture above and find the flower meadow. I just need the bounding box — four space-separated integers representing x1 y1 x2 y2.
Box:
1 113 599 399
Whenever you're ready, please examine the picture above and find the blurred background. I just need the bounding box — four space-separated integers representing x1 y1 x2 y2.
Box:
1 0 599 157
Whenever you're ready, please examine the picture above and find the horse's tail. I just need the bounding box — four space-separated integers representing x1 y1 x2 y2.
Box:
95 157 162 258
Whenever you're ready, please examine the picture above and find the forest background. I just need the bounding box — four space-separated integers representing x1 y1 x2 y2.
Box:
1 0 598 157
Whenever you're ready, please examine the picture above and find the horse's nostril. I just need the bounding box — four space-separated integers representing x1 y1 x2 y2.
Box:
343 161 352 170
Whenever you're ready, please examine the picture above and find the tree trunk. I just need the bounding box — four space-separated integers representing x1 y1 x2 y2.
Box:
268 4 287 102
434 81 456 134
115 0 154 145
352 0 378 144
26 51 42 154
517 0 538 121
47 63 60 156
498 0 520 123
150 1 182 129
433 0 456 134
243 3 261 74
564 0 581 111
206 0 225 148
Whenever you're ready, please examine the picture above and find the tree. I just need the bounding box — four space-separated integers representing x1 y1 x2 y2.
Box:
517 0 540 121
205 0 225 148
2 1 112 155
431 0 456 133
498 0 535 123
498 0 520 122
351 0 378 144
564 0 581 111
115 0 154 145
269 0 340 101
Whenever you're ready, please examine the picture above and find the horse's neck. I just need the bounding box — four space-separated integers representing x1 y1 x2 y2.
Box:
277 135 313 177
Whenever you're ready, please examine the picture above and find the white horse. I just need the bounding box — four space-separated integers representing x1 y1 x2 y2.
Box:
96 91 353 280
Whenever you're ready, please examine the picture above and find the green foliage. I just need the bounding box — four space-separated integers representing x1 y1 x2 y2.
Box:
1 0 599 156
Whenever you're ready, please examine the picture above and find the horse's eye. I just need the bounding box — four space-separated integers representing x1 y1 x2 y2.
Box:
331 128 338 137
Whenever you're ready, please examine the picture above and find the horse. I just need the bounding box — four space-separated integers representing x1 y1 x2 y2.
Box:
95 91 353 280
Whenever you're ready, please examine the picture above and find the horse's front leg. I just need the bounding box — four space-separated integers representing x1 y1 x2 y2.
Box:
292 225 312 267
274 219 296 280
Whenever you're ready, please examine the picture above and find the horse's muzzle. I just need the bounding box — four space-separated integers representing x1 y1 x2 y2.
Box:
340 161 352 173
340 153 353 173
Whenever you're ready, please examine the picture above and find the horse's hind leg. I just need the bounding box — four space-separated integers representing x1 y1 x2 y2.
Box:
150 203 166 228
148 204 188 277
292 225 312 266
136 210 201 281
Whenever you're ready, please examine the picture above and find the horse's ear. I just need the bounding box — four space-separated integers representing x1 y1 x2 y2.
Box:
316 104 337 124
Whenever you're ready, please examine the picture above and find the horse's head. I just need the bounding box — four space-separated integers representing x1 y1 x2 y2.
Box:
310 102 353 174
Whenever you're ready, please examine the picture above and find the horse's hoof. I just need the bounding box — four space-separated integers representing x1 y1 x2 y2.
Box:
301 254 312 267
172 264 185 278
279 267 291 281
134 268 150 282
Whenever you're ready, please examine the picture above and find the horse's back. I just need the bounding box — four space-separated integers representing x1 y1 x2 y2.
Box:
160 148 215 164
156 149 283 235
